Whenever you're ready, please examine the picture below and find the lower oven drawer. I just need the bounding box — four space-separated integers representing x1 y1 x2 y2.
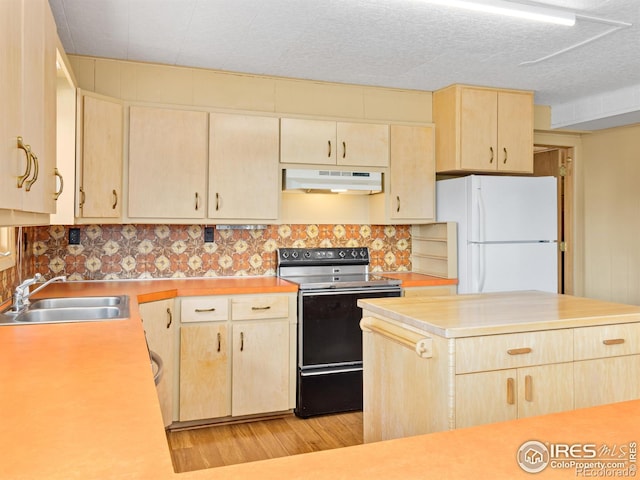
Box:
296 367 362 418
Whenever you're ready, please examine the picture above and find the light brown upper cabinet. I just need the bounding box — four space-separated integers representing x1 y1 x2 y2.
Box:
0 0 57 217
433 85 533 174
369 124 435 224
77 92 123 219
390 124 435 221
128 106 208 219
209 113 279 220
280 118 389 167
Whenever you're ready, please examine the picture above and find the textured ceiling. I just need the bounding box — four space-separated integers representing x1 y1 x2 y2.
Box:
49 0 640 126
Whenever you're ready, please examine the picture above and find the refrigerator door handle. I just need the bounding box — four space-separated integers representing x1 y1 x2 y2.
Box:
477 188 486 242
478 243 486 293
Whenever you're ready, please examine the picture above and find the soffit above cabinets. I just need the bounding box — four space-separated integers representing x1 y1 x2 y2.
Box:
49 0 640 130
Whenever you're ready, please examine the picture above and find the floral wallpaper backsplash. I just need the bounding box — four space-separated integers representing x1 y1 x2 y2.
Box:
28 224 411 281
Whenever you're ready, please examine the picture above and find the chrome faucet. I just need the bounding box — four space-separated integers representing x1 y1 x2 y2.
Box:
12 274 67 312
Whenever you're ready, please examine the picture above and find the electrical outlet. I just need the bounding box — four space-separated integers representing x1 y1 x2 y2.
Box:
204 227 214 243
69 228 81 245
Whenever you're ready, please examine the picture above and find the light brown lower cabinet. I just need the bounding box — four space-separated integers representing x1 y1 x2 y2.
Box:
179 323 230 421
362 315 640 443
231 321 290 417
178 294 296 423
139 299 175 427
574 356 640 408
455 363 574 428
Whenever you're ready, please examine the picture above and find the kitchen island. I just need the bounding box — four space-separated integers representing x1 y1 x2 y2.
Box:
358 291 640 443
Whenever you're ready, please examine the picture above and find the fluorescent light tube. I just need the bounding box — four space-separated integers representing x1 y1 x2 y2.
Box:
425 0 576 26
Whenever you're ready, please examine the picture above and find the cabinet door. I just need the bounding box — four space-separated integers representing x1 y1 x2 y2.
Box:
337 122 389 167
280 118 336 165
460 88 498 172
231 321 289 417
456 369 517 428
389 125 435 220
574 356 640 409
209 113 279 220
140 299 175 427
179 323 230 421
79 93 123 218
517 363 574 419
4 0 57 215
0 0 22 210
497 91 533 173
129 106 207 218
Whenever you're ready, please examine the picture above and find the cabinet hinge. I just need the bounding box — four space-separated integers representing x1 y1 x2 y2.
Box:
559 241 567 252
559 164 567 177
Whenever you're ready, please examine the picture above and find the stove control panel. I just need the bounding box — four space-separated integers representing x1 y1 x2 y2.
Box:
277 247 369 266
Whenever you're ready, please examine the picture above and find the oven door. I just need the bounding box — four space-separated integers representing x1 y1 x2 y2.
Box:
298 287 401 369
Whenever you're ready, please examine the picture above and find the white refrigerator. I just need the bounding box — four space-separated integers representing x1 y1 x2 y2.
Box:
436 175 558 294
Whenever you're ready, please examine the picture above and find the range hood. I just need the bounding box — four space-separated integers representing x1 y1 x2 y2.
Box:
282 169 382 194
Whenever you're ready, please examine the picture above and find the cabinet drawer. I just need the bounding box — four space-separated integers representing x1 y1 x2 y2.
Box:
574 323 640 361
181 297 229 323
231 295 289 321
455 329 573 374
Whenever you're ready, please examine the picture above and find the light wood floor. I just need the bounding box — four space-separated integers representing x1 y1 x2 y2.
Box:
166 412 363 473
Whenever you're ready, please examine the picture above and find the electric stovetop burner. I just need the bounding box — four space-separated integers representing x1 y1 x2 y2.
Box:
277 247 401 290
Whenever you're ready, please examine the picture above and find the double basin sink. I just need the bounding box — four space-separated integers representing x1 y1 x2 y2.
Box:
0 295 130 325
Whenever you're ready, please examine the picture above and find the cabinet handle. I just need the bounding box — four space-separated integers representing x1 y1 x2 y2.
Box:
217 332 221 352
396 196 401 213
16 137 32 188
506 377 515 405
54 168 64 201
195 192 200 211
79 187 86 209
342 141 346 159
603 338 625 346
25 152 39 192
489 146 494 164
251 305 271 311
240 331 244 351
195 307 216 313
112 189 118 209
328 140 332 158
215 192 221 211
503 147 508 164
166 308 172 329
507 347 532 355
524 375 533 402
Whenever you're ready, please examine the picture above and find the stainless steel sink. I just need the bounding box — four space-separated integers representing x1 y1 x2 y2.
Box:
29 296 124 310
0 295 129 325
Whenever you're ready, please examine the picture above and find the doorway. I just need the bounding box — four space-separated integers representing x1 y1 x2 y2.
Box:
533 146 574 294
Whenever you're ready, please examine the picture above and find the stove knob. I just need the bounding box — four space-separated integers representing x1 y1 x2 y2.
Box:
338 250 346 258
360 250 366 257
291 251 299 259
351 250 358 258
304 251 312 259
281 251 289 259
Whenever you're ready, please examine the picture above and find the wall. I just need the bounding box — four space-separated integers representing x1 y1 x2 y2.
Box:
67 56 432 123
581 123 640 304
30 223 410 280
0 227 36 304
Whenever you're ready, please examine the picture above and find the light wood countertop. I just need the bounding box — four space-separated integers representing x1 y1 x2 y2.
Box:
2 280 637 479
358 290 640 337
380 272 458 288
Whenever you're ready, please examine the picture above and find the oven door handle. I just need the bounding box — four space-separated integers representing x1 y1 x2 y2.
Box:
300 366 362 377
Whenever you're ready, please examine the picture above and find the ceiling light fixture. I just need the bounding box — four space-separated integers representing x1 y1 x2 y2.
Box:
425 0 576 26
